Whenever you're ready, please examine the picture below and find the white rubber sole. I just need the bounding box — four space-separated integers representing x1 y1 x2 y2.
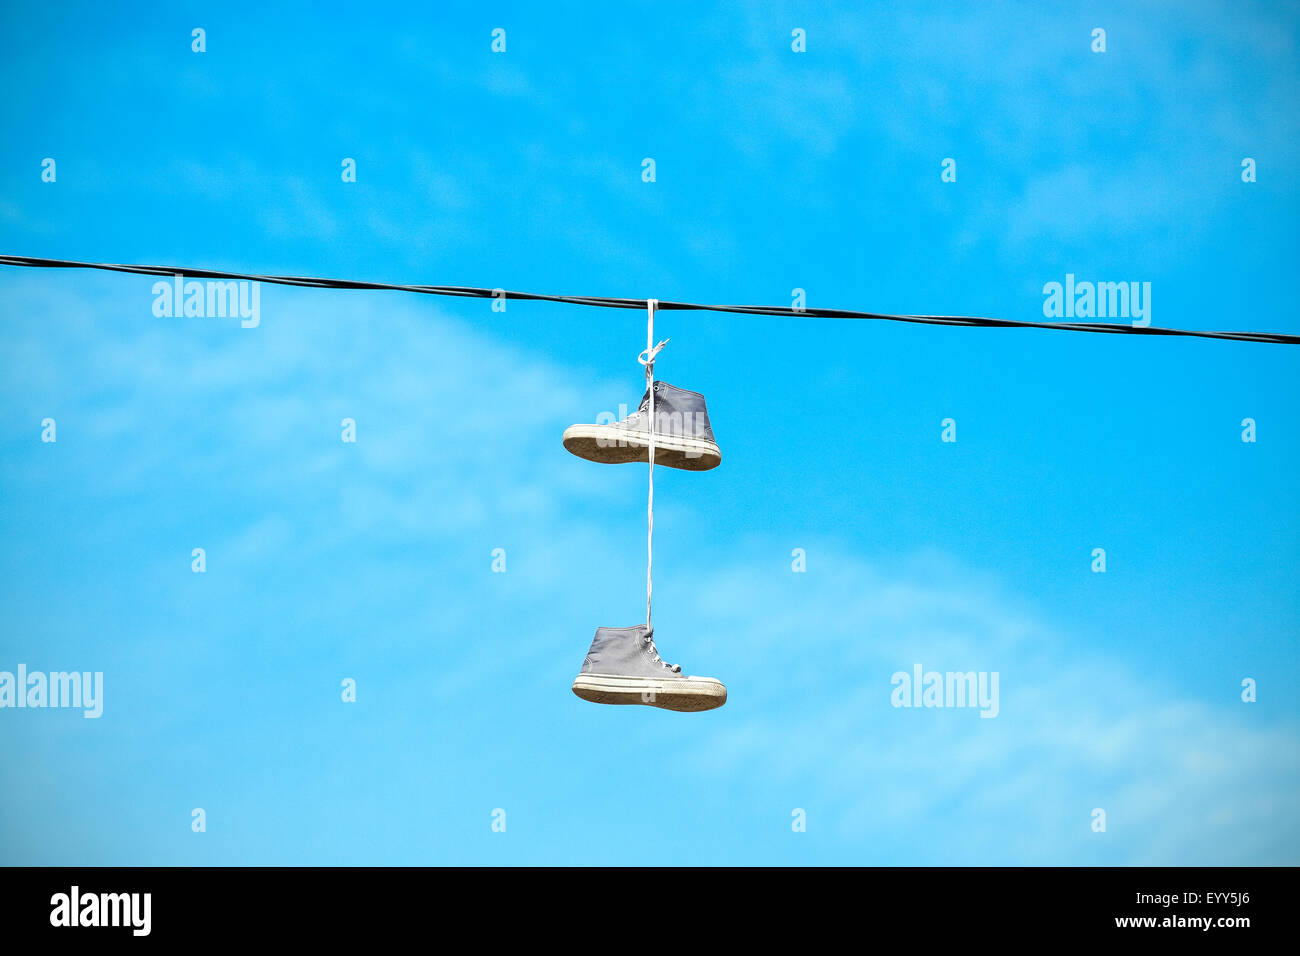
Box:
572 673 728 712
562 425 721 471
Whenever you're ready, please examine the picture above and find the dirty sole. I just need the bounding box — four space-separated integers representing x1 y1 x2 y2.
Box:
561 425 721 471
572 673 728 712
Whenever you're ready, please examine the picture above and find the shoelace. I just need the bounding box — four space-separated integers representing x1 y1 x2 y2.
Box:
644 633 681 673
637 302 682 675
639 301 668 632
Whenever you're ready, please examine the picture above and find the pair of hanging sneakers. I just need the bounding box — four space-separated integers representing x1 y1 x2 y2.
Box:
562 381 728 713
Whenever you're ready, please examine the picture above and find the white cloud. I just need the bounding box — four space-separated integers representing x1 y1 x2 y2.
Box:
679 546 1300 864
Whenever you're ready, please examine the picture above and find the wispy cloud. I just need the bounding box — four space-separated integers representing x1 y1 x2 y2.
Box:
679 547 1299 864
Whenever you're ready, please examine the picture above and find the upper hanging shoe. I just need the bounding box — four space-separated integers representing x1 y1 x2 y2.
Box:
571 625 727 712
562 381 721 471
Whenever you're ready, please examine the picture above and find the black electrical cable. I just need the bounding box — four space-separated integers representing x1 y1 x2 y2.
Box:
2 254 1297 345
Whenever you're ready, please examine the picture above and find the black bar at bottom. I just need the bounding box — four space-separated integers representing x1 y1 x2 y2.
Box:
0 866 1284 942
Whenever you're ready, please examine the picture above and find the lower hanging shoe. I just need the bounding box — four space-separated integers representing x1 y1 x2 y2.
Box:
562 381 721 471
572 625 727 712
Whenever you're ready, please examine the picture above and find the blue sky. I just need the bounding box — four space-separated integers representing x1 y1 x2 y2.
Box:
1 0 1297 865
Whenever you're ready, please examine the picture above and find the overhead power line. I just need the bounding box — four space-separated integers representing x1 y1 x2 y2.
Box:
2 254 1297 345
